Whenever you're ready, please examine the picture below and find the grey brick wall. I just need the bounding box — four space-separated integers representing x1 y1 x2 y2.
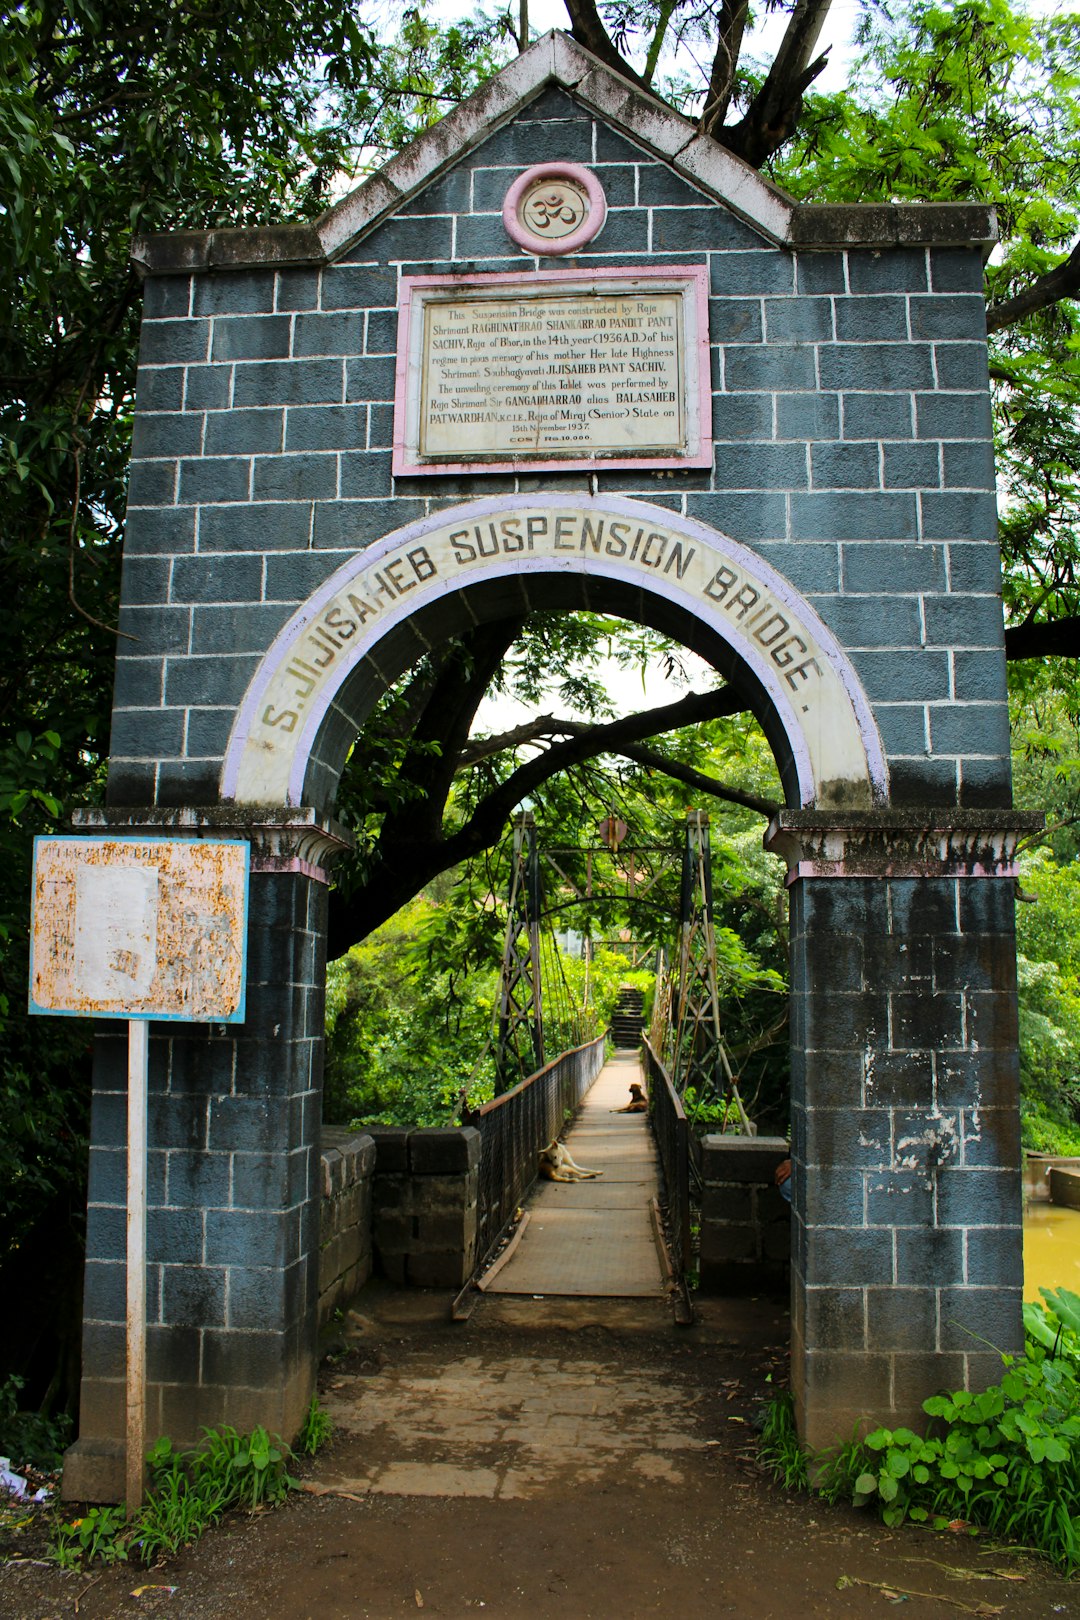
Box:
318 1131 375 1326
788 873 1022 1448
114 83 1005 814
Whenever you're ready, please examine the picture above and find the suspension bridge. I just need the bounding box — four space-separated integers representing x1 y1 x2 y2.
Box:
453 809 759 1321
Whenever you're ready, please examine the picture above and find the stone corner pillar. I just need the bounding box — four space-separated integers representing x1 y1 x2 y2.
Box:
764 808 1042 1453
63 805 352 1503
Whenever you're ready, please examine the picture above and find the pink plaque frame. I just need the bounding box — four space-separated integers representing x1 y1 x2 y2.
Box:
392 264 713 478
501 162 607 255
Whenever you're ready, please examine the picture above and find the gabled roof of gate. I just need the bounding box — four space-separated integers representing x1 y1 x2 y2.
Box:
131 30 997 275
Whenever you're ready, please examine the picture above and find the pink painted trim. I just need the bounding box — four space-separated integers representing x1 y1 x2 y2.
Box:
248 854 329 884
501 163 607 255
391 265 713 477
785 861 1019 884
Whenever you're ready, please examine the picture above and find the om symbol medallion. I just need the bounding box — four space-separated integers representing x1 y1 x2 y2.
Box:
502 163 607 255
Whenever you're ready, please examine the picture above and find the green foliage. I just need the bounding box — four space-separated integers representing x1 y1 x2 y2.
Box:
761 1296 1080 1571
296 1396 333 1457
1025 1285 1080 1362
51 1504 129 1570
325 896 499 1126
757 1389 809 1492
51 1424 297 1569
774 0 1080 688
1013 850 1080 1153
807 1336 1080 1569
326 689 790 1128
0 1373 71 1469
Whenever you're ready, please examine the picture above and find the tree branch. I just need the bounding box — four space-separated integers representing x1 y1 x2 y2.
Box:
376 619 525 840
612 740 778 815
1004 615 1080 661
986 239 1080 334
713 0 833 164
457 714 562 766
328 685 752 950
700 0 751 135
561 0 651 89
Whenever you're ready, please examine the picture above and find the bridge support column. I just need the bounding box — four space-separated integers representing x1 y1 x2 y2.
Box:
63 809 349 1503
766 809 1041 1453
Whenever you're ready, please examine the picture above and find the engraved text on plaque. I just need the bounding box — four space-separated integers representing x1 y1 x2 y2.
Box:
393 267 712 476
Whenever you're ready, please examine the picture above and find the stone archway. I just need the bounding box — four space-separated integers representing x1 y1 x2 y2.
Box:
221 494 888 815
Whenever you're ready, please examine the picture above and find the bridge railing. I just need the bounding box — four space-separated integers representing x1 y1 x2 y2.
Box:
470 1033 607 1269
642 1037 692 1280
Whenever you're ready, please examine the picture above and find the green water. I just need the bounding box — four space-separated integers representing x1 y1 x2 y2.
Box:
1023 1202 1080 1301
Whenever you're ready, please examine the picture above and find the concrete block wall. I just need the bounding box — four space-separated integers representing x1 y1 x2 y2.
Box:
114 82 1005 817
365 1127 481 1288
698 1134 790 1295
787 870 1023 1449
318 1130 375 1325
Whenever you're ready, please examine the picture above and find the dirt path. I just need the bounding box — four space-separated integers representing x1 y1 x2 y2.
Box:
3 1287 1075 1619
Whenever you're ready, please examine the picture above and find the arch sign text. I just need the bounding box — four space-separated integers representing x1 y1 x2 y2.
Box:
224 496 887 810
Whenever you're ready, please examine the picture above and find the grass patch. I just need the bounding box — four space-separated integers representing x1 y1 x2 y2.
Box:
51 1423 297 1570
760 1287 1080 1574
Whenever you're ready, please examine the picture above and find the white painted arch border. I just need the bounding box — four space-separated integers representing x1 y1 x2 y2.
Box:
221 494 889 809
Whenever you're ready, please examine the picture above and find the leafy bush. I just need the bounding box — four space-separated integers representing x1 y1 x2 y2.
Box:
51 1505 128 1570
1015 853 1080 1154
51 1423 297 1570
763 1287 1080 1573
0 1373 71 1468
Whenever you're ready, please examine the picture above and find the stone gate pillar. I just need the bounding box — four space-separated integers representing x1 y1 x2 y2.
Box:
63 809 349 1503
768 809 1041 1451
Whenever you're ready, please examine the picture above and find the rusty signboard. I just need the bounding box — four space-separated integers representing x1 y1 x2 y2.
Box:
29 837 249 1022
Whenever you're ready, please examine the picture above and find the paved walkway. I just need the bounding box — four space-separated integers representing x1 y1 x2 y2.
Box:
482 1049 668 1298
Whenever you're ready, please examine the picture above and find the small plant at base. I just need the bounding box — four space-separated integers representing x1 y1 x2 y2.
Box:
297 1395 333 1456
774 1325 1080 1573
51 1505 129 1570
50 1423 299 1570
191 1423 296 1510
757 1390 809 1491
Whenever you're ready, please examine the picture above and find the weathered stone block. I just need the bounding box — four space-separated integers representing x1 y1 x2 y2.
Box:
842 391 913 440
408 1127 481 1174
882 442 941 489
366 1128 412 1173
725 343 816 392
818 343 933 391
406 1251 471 1288
232 358 344 408
139 318 210 366
710 251 794 296
212 315 291 362
204 407 284 456
701 1134 789 1184
834 295 908 342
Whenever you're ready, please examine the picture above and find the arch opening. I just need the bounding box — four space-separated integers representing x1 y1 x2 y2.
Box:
221 495 887 819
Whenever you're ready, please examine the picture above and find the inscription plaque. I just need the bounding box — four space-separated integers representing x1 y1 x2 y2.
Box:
393 266 712 476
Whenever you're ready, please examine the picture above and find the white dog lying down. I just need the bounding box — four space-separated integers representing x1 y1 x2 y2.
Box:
538 1140 603 1182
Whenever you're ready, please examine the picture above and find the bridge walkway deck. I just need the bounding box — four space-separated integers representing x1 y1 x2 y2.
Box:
481 1049 667 1298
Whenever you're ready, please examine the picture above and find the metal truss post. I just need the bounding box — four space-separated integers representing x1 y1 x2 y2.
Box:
495 811 545 1093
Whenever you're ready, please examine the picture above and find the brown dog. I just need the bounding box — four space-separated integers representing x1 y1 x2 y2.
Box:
611 1082 648 1114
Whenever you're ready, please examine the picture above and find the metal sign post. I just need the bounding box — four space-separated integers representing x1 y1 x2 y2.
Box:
126 1018 149 1512
29 837 249 1512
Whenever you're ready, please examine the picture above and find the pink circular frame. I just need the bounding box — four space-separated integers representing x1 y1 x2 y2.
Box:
501 163 607 255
